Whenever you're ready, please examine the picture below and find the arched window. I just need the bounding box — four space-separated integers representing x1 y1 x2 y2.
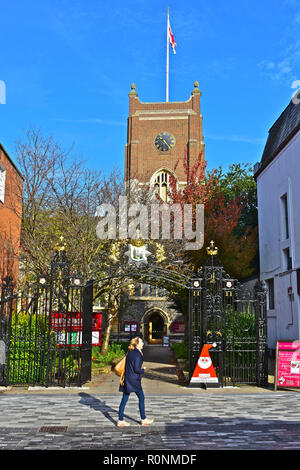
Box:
153 170 171 202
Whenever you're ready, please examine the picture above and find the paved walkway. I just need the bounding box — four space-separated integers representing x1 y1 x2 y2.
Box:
79 344 276 395
0 345 300 451
0 392 300 450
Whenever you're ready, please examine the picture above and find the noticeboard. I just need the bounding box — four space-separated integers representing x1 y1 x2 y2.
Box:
275 340 300 391
163 336 170 348
50 311 102 347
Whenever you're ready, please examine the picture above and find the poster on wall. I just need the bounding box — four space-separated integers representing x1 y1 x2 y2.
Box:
51 312 102 347
275 341 300 391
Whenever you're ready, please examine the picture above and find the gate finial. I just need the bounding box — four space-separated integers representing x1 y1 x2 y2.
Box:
206 240 218 256
55 235 66 252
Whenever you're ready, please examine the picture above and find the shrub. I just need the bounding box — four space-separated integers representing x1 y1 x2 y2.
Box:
91 342 128 368
172 342 188 359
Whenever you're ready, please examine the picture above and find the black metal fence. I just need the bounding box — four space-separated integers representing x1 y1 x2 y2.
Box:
189 250 268 387
0 242 267 388
0 251 93 387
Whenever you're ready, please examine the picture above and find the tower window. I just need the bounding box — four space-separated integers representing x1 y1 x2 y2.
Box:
153 171 170 202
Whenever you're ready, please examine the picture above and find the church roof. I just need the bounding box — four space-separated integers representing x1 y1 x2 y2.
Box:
254 97 300 179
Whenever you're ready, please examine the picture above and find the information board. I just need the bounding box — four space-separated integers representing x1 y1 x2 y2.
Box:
51 311 102 347
275 340 300 390
172 322 185 333
163 336 170 348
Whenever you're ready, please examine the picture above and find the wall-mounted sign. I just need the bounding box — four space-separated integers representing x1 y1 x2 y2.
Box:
275 341 300 390
172 322 185 333
163 336 170 348
123 321 138 333
51 311 102 347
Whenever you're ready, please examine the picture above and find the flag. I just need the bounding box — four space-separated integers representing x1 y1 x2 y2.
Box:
168 22 177 54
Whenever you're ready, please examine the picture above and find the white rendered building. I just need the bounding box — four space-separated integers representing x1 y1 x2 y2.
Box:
254 98 300 350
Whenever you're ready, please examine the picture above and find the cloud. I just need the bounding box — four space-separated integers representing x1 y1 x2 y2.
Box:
258 60 275 70
258 57 294 82
258 13 300 84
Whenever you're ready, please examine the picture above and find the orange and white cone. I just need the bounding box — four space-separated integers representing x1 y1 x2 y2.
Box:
190 343 219 385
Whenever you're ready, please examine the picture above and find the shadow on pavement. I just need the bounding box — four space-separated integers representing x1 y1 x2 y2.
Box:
78 392 140 426
144 369 179 385
143 345 175 365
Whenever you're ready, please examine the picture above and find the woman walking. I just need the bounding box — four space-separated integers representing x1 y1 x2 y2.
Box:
117 337 154 428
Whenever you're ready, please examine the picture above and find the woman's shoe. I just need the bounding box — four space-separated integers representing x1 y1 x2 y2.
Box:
141 417 154 426
117 420 131 427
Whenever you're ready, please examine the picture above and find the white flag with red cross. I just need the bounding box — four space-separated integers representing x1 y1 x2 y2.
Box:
168 22 177 54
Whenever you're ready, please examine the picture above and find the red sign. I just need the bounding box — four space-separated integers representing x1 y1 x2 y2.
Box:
190 343 219 385
51 311 102 347
275 341 300 390
172 322 185 333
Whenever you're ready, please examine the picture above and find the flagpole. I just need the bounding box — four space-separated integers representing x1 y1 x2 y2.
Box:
166 7 169 102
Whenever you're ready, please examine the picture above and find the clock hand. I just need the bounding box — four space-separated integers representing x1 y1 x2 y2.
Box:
162 138 171 149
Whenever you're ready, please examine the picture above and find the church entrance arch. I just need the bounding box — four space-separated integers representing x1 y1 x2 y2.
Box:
141 308 169 344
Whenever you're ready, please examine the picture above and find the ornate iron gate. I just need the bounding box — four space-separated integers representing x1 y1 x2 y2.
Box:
0 250 93 387
189 243 268 387
0 239 267 388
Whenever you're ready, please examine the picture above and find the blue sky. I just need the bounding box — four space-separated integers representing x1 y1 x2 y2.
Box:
1 0 300 175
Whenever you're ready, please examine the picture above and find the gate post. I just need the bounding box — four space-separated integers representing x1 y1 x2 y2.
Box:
0 277 14 386
81 279 94 385
188 276 202 384
254 280 268 386
188 287 193 382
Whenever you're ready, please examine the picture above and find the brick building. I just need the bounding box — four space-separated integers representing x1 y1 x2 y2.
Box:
0 143 23 288
125 81 205 198
106 82 205 344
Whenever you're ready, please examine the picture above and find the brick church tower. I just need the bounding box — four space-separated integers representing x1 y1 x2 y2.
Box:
125 81 205 200
113 82 206 344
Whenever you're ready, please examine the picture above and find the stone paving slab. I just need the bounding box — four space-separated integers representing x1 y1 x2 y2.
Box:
1 345 299 451
0 392 300 450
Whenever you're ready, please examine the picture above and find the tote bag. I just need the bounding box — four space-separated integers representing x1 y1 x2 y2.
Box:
114 355 126 377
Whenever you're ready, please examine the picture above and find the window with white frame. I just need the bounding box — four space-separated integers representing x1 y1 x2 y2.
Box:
266 278 275 310
283 247 292 271
280 193 289 240
0 163 6 203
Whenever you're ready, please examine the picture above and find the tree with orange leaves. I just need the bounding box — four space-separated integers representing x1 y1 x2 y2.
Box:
168 152 258 280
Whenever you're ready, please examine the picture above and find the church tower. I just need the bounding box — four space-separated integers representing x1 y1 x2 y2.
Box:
118 82 206 344
125 81 205 201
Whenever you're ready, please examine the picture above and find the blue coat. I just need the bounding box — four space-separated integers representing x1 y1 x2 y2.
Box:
119 348 145 394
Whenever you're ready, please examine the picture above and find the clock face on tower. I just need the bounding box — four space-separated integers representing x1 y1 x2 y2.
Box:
154 132 176 152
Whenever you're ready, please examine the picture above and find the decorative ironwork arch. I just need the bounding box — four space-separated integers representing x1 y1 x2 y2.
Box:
0 240 268 388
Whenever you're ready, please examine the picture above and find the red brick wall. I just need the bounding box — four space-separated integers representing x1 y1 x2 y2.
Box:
125 83 205 184
0 145 23 288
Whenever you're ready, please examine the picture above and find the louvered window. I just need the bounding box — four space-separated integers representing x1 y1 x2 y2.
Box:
153 171 170 202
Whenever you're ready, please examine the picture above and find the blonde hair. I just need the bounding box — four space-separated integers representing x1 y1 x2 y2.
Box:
128 337 140 351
